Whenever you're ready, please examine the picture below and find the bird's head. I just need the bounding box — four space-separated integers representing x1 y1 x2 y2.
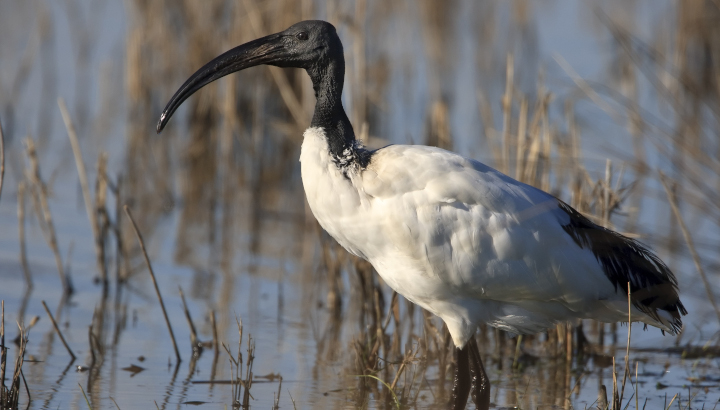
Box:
156 20 343 133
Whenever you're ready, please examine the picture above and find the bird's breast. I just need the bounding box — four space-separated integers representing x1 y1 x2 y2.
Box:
299 127 373 258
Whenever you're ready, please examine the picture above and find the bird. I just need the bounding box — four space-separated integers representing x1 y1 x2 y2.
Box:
157 20 687 409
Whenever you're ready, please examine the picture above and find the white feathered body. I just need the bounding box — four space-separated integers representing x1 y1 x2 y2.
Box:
300 127 675 347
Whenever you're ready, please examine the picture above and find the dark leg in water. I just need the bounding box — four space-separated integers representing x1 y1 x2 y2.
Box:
450 344 471 409
468 337 490 409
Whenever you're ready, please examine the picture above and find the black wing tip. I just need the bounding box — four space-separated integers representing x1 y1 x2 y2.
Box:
557 200 688 335
667 315 684 335
635 298 687 335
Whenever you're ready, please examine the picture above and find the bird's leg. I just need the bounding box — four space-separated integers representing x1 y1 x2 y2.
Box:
468 337 490 409
450 344 471 409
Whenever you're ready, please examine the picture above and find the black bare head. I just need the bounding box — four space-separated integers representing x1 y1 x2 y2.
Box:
156 20 346 134
268 20 344 73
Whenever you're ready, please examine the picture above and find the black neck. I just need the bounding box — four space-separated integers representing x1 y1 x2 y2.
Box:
307 58 356 160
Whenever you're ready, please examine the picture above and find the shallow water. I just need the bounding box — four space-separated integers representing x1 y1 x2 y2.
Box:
1 0 719 409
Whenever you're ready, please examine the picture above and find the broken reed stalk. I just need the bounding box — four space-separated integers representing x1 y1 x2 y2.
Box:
24 136 72 294
59 98 107 287
389 344 418 391
41 300 76 361
123 205 182 363
659 171 720 325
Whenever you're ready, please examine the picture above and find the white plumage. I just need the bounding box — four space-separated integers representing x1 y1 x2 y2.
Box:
301 127 679 347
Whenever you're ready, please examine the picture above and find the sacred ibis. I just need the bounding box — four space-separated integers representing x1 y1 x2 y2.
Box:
157 20 687 409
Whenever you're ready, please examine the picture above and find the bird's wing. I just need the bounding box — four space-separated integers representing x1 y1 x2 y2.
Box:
359 145 685 331
361 144 573 300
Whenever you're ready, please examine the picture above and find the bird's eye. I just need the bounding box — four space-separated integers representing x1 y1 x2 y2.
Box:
296 32 309 41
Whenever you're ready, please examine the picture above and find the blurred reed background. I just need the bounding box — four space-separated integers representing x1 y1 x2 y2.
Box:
0 0 719 408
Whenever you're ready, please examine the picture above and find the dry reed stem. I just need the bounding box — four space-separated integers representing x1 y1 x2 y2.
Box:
0 118 4 203
17 182 32 286
634 361 639 410
24 136 71 293
123 205 182 363
540 89 552 193
659 171 720 325
521 97 549 185
210 310 219 382
222 316 247 406
272 376 282 410
236 316 243 393
41 300 76 361
612 356 618 410
242 335 254 408
603 160 612 227
512 335 522 370
1 301 5 406
111 176 126 283
59 98 107 286
88 325 96 370
5 322 28 408
598 384 608 409
389 343 418 391
221 343 241 405
618 283 632 406
211 310 219 355
382 291 398 331
515 98 528 180
501 53 514 175
94 153 109 285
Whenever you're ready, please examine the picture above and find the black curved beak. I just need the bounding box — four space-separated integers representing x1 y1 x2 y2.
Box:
157 32 286 133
